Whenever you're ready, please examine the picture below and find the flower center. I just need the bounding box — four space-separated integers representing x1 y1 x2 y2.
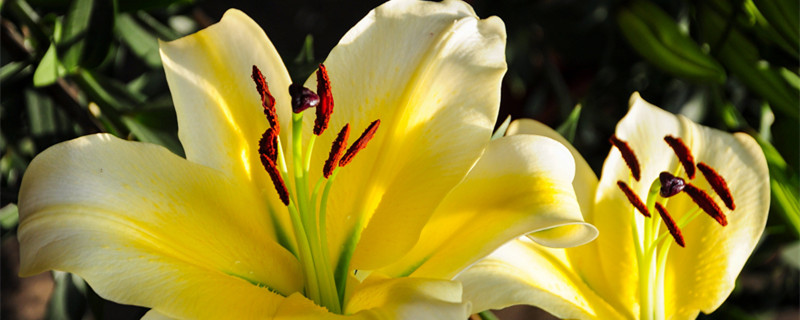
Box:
610 134 735 320
250 64 380 313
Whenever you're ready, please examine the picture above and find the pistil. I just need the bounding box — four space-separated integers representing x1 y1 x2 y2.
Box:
251 64 380 313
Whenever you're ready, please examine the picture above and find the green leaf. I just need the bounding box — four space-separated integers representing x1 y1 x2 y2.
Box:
80 0 116 69
556 104 582 143
754 134 800 238
45 271 87 320
1 61 30 82
115 13 162 68
121 107 183 156
0 204 19 230
33 43 62 87
60 0 92 71
491 115 511 140
117 0 193 12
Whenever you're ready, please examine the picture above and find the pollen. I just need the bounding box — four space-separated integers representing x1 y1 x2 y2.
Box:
259 127 279 163
664 135 695 179
324 124 350 178
251 65 279 133
340 120 380 167
697 162 735 210
610 135 641 181
315 64 334 136
683 183 727 226
617 181 650 217
260 154 290 206
655 202 685 247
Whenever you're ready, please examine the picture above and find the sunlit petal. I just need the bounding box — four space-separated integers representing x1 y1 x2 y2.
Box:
17 134 302 319
299 0 507 271
379 135 596 280
458 238 626 319
160 9 293 212
344 274 468 319
662 124 769 318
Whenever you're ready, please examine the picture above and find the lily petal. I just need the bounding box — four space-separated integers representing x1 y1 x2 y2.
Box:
160 9 293 206
577 93 688 315
344 274 469 319
300 0 507 271
17 134 302 319
378 134 596 280
457 238 625 319
661 122 769 318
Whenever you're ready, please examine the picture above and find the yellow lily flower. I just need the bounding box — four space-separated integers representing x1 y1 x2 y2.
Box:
16 1 596 318
457 93 770 320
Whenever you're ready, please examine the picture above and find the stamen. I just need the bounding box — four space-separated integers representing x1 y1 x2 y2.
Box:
609 135 641 181
251 65 280 133
655 202 685 247
659 172 685 197
664 135 695 179
324 124 350 178
340 120 380 167
697 162 735 210
259 127 279 163
617 181 650 217
289 84 320 113
683 183 727 226
314 64 333 136
260 154 290 205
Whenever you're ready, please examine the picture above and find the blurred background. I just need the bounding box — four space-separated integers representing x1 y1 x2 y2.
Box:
1 0 798 319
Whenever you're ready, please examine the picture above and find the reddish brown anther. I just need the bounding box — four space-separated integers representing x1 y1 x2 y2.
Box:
252 65 279 134
609 135 641 181
314 64 334 136
655 202 685 247
697 162 735 210
260 154 290 205
340 120 380 167
664 135 695 179
617 181 650 217
259 128 279 163
324 124 350 178
683 183 727 226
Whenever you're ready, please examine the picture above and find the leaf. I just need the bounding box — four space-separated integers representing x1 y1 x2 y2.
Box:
117 0 193 12
33 43 61 87
781 241 800 270
115 13 162 68
0 204 19 230
121 106 184 156
556 104 582 143
45 271 87 320
60 0 92 71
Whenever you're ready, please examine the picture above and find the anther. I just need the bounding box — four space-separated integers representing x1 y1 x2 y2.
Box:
655 202 685 247
340 120 380 167
324 124 350 178
617 181 650 217
609 135 641 181
314 64 333 136
289 84 320 113
259 127 279 163
664 135 695 179
697 162 735 210
683 183 727 226
260 154 290 206
252 65 280 133
659 172 685 197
